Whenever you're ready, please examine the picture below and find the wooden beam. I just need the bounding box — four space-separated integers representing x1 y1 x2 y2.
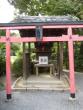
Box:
0 24 83 30
1 36 83 43
10 36 68 43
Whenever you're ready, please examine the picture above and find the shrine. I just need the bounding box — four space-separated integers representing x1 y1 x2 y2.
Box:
0 16 83 100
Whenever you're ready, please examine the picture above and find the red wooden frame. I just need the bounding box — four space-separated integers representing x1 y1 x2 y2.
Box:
6 30 11 99
0 25 83 99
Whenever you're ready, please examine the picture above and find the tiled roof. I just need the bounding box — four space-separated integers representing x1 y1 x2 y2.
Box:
11 16 79 23
0 16 83 27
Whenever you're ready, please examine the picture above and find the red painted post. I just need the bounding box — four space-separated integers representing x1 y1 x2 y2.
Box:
6 29 12 99
68 27 76 99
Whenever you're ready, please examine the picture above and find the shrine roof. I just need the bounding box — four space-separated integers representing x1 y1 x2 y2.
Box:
0 16 83 27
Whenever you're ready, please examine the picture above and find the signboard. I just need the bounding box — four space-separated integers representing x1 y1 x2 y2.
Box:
39 56 48 64
36 26 43 41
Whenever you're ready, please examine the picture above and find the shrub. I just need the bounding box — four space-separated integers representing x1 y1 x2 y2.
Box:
12 57 23 77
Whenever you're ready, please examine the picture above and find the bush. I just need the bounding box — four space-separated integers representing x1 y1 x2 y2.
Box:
0 56 6 76
12 57 23 77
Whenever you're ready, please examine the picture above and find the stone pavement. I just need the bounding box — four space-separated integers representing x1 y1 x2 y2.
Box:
0 73 83 110
12 74 69 90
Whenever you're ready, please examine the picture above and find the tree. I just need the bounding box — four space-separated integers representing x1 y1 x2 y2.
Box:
8 0 83 19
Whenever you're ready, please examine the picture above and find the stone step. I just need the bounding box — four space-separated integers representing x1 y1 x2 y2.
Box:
26 84 65 86
26 88 69 90
26 81 63 85
27 85 67 88
15 84 69 91
18 83 68 88
12 75 69 91
13 87 69 91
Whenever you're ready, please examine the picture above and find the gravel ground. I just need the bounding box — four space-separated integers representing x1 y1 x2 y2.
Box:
0 73 83 110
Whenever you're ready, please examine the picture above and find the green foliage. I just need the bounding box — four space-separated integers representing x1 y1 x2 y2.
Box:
77 42 83 72
0 30 6 36
0 29 21 76
0 82 4 90
8 0 83 19
77 55 83 71
63 43 69 69
11 43 21 56
0 43 20 76
0 30 6 76
12 49 23 77
0 55 6 76
51 43 58 59
12 56 23 77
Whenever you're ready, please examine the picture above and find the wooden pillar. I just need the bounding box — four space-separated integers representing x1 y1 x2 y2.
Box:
59 42 63 78
57 42 60 75
28 42 31 64
28 42 31 53
23 42 31 79
57 42 63 78
25 52 30 77
68 27 76 99
28 42 31 75
23 43 27 79
6 29 11 99
65 42 68 69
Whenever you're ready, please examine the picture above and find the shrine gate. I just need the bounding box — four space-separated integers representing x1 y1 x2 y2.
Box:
0 16 83 100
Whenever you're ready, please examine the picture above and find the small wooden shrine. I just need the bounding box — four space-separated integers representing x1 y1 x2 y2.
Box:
14 16 71 79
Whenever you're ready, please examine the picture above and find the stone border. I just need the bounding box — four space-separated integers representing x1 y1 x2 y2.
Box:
12 77 22 89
